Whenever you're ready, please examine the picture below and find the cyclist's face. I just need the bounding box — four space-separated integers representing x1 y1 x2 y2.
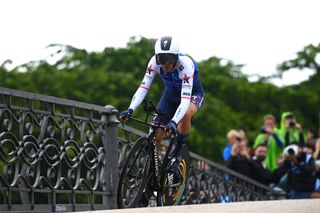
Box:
161 64 175 73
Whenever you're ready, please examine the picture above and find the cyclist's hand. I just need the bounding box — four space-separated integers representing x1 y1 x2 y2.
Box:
165 120 177 134
119 109 133 121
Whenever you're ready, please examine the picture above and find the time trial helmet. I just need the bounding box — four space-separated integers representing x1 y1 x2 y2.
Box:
155 36 179 65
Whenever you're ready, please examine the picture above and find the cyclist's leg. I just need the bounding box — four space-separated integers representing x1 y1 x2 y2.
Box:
152 88 179 149
173 95 204 157
165 103 198 177
177 102 198 133
155 129 165 151
178 94 204 134
164 102 196 174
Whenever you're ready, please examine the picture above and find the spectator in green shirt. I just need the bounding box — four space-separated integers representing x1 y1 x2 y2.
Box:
254 114 284 171
279 112 305 147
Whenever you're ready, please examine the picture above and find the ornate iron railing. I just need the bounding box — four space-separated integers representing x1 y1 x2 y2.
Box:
0 87 285 212
0 87 119 212
118 125 286 205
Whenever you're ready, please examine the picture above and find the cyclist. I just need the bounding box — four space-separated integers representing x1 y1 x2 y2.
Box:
120 36 204 183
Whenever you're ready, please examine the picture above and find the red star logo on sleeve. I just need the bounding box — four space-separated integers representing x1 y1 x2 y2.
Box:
147 64 154 74
182 74 190 84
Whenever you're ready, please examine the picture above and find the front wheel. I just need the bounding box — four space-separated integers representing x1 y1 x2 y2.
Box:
157 145 190 206
117 137 152 208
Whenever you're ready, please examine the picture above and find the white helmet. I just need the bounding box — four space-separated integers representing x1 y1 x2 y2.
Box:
154 36 179 65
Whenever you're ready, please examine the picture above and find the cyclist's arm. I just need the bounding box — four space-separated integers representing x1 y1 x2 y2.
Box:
171 58 194 124
128 57 158 111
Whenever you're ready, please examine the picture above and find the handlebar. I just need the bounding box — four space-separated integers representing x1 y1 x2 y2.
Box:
129 116 167 130
127 116 176 138
121 99 171 133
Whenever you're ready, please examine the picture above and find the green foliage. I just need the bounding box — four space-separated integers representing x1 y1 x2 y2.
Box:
1 37 319 163
278 43 320 74
277 43 320 129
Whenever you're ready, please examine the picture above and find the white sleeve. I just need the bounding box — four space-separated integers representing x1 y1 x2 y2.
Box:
128 57 158 111
171 58 194 124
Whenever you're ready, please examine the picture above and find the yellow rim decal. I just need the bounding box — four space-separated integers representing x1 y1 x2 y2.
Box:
161 158 188 205
172 159 186 201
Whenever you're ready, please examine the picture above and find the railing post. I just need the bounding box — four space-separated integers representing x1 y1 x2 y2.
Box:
101 106 119 209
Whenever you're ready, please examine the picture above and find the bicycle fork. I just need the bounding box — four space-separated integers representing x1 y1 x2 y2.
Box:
152 140 161 183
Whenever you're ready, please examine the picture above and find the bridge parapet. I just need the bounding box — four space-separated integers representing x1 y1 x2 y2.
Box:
0 87 119 212
0 87 285 212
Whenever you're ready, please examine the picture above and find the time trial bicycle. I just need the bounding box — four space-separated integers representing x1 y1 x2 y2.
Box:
117 100 190 208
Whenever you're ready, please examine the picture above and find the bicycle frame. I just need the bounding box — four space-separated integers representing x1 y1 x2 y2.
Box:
129 117 175 187
125 100 176 190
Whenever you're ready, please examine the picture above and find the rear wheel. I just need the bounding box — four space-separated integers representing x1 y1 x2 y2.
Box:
157 145 190 206
117 137 152 208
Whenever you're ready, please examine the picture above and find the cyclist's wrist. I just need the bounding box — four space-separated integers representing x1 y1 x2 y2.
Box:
169 120 177 125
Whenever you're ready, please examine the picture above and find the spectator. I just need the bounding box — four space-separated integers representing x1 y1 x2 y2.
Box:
304 139 320 171
223 130 241 161
252 144 268 169
238 128 254 157
226 139 286 186
278 143 320 199
253 114 284 171
238 128 248 145
313 139 320 162
251 144 287 186
279 112 305 147
306 128 319 149
314 139 320 193
226 135 253 177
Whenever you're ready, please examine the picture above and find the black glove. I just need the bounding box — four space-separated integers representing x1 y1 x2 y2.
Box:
120 108 133 121
165 120 177 134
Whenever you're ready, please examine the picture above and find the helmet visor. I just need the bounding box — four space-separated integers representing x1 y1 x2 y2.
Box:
156 53 178 65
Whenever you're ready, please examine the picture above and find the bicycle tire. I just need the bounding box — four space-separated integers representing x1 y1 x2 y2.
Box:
117 137 152 208
157 144 190 206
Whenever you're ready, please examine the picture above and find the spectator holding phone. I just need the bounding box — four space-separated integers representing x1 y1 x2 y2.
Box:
226 134 253 177
253 114 284 171
279 112 305 147
223 130 241 161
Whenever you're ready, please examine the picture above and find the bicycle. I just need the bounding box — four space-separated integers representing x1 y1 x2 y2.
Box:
117 100 190 208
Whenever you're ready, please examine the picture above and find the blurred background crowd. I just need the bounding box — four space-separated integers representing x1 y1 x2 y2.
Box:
223 112 320 199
